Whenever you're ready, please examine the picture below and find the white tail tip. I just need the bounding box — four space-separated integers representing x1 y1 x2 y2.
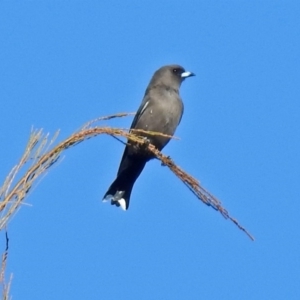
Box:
118 198 127 211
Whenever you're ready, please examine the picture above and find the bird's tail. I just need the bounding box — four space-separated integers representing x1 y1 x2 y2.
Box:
103 158 146 210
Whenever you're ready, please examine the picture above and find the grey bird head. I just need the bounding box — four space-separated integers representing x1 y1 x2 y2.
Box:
147 64 195 91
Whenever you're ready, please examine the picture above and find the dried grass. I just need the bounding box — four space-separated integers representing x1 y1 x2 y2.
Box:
0 112 254 298
0 112 254 237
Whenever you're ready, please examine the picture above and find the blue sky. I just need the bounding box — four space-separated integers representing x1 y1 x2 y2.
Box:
1 1 300 299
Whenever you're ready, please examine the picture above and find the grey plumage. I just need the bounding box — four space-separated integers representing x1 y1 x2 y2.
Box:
103 64 195 210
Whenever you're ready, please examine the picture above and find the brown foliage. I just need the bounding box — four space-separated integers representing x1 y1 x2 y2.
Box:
0 112 254 239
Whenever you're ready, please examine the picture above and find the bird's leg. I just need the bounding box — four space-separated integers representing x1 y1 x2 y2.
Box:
129 137 151 155
133 137 156 158
141 137 151 150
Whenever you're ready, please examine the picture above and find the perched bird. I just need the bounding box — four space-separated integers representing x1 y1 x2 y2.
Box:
103 64 195 210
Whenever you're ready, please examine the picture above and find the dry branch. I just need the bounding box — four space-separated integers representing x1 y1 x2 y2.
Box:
0 112 254 240
0 231 11 300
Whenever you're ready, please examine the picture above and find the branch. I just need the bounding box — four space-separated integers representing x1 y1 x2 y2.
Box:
0 112 254 240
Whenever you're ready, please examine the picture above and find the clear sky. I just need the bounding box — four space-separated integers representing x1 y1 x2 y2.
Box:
1 1 300 299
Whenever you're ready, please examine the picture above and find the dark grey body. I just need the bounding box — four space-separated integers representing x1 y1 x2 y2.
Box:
103 65 194 210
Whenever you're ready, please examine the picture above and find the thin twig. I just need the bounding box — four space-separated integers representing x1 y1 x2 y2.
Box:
0 113 254 240
0 231 12 300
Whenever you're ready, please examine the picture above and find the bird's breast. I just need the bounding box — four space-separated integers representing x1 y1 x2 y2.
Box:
141 98 182 134
134 91 183 151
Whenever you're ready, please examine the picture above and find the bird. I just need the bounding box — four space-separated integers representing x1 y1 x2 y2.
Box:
103 64 195 210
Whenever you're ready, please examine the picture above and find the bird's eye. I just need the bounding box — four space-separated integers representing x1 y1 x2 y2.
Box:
173 68 178 73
